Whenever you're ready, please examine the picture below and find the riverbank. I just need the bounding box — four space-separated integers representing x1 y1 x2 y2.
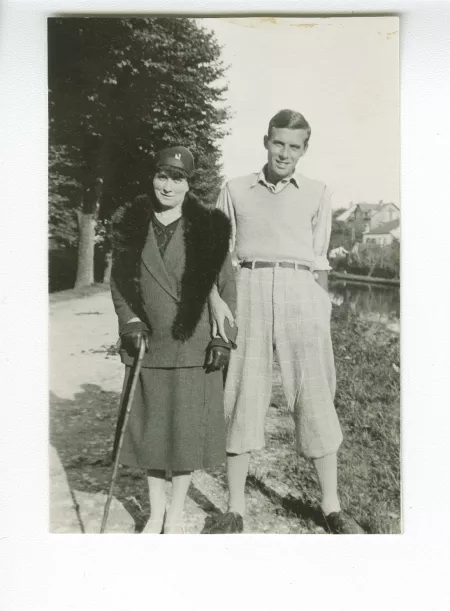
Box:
330 271 400 286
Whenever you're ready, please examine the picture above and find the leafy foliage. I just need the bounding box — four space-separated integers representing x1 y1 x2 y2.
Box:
330 208 400 279
329 208 363 253
49 145 81 247
48 17 230 216
48 17 231 285
345 240 400 278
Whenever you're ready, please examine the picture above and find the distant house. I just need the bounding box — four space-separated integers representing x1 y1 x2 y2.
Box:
369 203 400 230
362 219 400 246
336 201 400 234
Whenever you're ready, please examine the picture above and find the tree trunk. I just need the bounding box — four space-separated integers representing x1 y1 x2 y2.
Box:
103 249 113 284
73 130 108 289
75 211 96 288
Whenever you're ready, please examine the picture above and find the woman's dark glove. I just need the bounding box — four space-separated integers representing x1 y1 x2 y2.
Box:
120 321 150 356
204 345 230 373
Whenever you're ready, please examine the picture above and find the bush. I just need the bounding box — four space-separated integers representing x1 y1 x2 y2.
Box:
333 240 400 279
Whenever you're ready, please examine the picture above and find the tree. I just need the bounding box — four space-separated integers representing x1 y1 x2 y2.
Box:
48 144 81 248
350 239 400 279
357 244 387 276
329 208 354 253
48 17 230 288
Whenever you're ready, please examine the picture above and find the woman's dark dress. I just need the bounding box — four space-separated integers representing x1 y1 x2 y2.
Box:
117 216 225 471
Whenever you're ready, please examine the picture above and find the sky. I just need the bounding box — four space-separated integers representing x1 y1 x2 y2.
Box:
200 17 399 209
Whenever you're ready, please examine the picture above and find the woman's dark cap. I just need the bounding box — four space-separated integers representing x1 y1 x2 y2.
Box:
155 146 195 177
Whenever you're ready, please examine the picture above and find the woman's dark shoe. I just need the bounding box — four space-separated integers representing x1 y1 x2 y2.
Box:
323 511 365 534
208 511 244 534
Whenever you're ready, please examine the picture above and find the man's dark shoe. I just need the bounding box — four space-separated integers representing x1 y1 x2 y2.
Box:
323 511 365 534
207 511 244 534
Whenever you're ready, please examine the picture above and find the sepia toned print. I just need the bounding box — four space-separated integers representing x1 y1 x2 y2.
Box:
49 16 400 534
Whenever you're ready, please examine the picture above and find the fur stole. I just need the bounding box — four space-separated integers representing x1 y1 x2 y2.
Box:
111 192 231 341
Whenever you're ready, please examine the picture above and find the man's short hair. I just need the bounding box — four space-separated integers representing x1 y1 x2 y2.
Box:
267 109 311 145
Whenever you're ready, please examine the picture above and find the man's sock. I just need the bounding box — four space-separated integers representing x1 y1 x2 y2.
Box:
313 452 341 516
227 452 250 516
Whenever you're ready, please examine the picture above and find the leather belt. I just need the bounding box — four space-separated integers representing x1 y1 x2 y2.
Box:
240 261 311 271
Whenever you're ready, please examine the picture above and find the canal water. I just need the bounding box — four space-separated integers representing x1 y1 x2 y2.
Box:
329 279 400 330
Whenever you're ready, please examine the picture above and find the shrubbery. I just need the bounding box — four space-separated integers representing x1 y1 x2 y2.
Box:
331 240 400 279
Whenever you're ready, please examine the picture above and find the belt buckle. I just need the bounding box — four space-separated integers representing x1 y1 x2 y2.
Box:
274 261 280 269
251 260 256 270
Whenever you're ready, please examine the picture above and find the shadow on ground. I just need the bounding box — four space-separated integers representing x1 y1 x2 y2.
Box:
246 473 328 530
51 384 149 532
50 383 345 534
50 384 223 533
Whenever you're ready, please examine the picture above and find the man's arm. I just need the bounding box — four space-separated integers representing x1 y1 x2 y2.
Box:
210 252 237 346
216 183 237 253
312 185 333 291
209 184 237 342
209 283 235 343
315 270 329 292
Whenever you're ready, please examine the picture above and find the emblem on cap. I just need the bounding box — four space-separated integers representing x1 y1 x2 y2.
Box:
155 146 195 176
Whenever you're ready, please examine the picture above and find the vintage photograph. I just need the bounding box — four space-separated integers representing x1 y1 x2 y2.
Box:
48 15 400 534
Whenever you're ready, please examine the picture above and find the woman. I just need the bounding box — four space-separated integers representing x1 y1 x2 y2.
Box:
110 146 237 534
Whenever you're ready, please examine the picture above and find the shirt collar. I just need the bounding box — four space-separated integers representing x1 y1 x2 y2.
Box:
251 165 302 190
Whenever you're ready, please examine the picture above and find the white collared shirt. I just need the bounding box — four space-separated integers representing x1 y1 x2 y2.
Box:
216 167 332 272
252 167 302 194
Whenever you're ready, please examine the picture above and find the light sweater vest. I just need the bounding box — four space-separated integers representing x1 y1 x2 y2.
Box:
227 173 328 265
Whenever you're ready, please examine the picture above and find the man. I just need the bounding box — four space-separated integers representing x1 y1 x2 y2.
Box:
208 110 363 534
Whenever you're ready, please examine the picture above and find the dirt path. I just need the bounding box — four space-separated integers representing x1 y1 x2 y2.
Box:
50 289 325 534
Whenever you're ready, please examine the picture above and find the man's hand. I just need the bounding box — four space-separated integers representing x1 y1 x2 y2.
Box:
314 270 329 292
204 345 230 373
209 284 235 343
121 321 150 356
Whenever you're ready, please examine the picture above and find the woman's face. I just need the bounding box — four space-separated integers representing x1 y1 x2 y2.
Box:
153 170 189 209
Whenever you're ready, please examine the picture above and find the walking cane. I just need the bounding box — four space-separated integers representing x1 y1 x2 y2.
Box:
100 338 146 533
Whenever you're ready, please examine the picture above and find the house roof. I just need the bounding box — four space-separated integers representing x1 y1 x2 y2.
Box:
336 205 357 222
337 201 399 222
365 219 400 235
358 203 381 212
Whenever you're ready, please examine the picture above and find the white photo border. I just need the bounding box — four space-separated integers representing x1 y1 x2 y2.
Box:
1 1 450 609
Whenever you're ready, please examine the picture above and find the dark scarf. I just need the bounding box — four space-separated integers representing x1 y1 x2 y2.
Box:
111 192 231 341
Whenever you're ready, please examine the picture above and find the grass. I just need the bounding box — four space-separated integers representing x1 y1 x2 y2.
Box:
260 307 401 534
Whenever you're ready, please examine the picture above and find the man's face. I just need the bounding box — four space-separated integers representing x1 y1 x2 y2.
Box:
153 171 189 209
264 127 309 181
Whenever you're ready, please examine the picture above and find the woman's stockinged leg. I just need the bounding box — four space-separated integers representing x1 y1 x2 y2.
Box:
143 469 166 533
164 470 193 534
